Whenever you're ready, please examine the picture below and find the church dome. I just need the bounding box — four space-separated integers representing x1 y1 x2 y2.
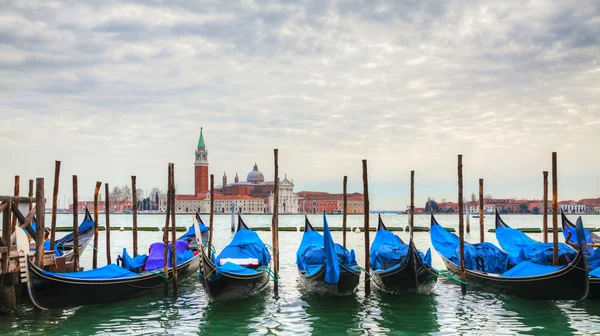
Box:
247 163 265 183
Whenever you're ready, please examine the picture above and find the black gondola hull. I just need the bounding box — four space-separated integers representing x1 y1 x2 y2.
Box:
26 255 200 309
588 278 600 300
372 242 437 294
439 252 588 300
198 248 270 302
298 264 360 295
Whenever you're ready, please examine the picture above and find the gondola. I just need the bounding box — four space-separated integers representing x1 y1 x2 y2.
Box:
198 215 271 302
296 214 360 295
31 207 95 263
370 215 437 294
562 212 600 300
430 214 588 300
495 210 576 265
178 212 209 250
24 222 201 309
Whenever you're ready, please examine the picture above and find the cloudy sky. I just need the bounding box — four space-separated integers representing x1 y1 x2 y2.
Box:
1 0 599 209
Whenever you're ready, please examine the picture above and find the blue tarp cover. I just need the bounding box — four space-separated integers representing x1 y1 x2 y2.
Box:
563 227 595 255
370 229 433 271
431 223 510 273
296 215 356 284
144 241 194 271
590 267 600 278
179 224 208 242
43 264 139 279
217 262 259 275
496 226 576 265
588 248 600 272
501 261 563 277
215 227 270 272
54 217 95 246
44 240 64 257
322 214 340 284
120 248 148 271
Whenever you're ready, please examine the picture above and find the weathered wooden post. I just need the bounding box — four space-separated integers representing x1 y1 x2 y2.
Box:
72 175 80 272
458 155 466 296
1 198 11 274
410 171 415 241
342 176 348 248
50 161 60 251
28 179 33 212
272 149 280 292
163 164 172 296
105 183 112 265
208 176 215 259
543 171 549 243
479 178 484 243
11 176 19 233
93 181 102 269
132 176 138 257
552 153 558 266
0 196 15 312
35 178 45 267
362 159 371 295
170 163 178 297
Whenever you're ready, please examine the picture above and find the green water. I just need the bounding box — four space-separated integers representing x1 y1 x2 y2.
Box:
2 214 600 335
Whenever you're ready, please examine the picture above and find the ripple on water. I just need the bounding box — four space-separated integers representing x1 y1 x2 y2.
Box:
3 214 600 335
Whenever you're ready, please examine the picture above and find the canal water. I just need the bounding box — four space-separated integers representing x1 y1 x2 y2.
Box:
2 214 600 335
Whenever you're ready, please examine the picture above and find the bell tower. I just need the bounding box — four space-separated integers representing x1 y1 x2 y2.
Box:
194 127 209 195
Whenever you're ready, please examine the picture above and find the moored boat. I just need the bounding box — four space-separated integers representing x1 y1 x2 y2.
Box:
370 215 436 294
495 210 576 265
24 222 201 309
430 214 588 300
296 214 360 295
562 212 600 300
198 215 271 302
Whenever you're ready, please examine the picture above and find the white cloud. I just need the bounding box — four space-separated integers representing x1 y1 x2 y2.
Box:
0 0 599 208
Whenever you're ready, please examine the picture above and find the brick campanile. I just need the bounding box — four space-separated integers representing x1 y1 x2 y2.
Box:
194 127 209 195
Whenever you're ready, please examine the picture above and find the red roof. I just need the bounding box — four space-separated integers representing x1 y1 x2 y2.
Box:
213 194 263 200
176 194 208 201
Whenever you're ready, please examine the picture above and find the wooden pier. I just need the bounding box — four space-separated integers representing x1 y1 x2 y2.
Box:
0 183 58 313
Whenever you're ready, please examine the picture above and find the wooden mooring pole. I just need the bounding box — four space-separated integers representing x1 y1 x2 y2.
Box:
543 171 549 243
163 164 172 297
552 153 558 266
132 176 138 257
28 179 33 212
50 161 60 251
93 181 102 269
72 175 80 272
208 175 214 258
35 178 45 267
410 171 415 241
170 163 178 297
105 183 112 265
342 176 348 248
458 155 466 296
11 176 19 233
479 178 484 243
362 159 370 296
272 149 280 292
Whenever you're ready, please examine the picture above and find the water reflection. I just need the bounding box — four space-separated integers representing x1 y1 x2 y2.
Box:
301 293 362 335
501 297 574 335
199 294 268 335
372 290 439 334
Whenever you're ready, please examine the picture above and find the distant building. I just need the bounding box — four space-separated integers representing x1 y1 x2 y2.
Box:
215 164 299 213
297 191 364 214
69 200 132 213
559 201 586 214
173 128 299 213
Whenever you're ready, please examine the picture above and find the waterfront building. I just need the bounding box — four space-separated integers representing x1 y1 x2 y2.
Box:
558 201 586 214
215 164 299 214
172 128 299 213
297 191 364 214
